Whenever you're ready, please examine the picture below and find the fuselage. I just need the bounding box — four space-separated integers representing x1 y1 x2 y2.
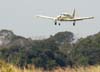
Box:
57 13 74 21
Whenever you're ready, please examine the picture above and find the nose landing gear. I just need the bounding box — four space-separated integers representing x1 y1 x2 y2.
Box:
58 23 61 26
55 21 57 25
54 21 61 26
54 22 61 26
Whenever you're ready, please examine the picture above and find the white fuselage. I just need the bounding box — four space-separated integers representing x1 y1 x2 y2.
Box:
56 13 74 21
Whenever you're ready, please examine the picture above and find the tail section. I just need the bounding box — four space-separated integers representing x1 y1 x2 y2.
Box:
72 8 75 18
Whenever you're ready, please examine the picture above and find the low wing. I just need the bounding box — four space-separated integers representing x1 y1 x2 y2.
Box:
36 15 56 20
73 16 94 21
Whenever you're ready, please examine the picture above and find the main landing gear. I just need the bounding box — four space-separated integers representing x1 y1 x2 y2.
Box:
73 22 75 26
54 21 61 26
73 21 76 26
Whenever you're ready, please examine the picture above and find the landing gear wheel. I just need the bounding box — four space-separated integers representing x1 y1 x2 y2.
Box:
73 21 76 26
55 21 57 25
58 23 61 26
73 23 75 26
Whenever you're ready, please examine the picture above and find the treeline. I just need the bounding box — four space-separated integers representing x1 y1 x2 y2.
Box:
0 30 100 69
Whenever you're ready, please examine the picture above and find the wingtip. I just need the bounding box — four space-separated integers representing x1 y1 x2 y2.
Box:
91 17 94 19
35 15 41 18
89 16 94 19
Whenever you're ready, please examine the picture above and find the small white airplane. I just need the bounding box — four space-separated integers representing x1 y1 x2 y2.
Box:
36 9 94 26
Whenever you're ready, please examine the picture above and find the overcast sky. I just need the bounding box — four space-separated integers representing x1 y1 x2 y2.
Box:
0 0 99 38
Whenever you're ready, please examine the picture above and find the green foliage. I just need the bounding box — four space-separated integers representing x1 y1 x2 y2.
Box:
71 33 100 66
0 30 100 69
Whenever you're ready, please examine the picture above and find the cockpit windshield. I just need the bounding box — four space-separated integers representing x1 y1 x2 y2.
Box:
61 13 73 18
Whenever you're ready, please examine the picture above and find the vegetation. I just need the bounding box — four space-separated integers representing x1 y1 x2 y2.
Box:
0 60 100 72
71 32 100 66
0 29 100 70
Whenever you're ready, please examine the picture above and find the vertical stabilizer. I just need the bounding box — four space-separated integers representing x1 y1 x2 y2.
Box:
72 8 75 18
72 9 76 26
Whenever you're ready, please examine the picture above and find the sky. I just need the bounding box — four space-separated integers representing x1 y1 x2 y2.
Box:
0 0 100 39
